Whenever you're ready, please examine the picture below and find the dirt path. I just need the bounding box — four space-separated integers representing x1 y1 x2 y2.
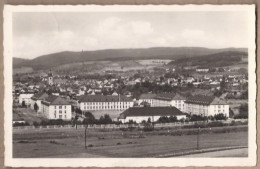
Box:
180 148 248 157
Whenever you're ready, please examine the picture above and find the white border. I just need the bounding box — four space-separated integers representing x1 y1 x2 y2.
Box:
4 5 256 167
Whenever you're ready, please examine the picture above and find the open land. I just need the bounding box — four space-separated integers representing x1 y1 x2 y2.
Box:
13 127 248 158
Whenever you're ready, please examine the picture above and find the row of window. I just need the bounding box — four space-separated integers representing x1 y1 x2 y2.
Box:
83 105 130 110
54 105 67 109
54 110 67 114
54 114 67 119
83 102 132 105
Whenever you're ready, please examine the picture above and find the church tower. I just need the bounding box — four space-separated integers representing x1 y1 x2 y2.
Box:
47 70 53 86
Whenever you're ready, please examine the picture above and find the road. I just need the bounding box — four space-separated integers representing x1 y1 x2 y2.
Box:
181 148 248 157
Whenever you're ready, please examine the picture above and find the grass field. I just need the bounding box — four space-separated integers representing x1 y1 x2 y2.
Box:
13 127 248 158
13 107 48 125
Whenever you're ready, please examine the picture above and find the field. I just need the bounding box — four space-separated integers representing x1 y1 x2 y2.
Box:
13 107 48 125
13 67 33 75
13 127 248 158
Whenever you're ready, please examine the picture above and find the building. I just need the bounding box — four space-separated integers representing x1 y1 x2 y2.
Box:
153 93 186 112
30 93 49 112
138 93 157 106
78 95 134 111
118 107 186 123
18 93 34 106
185 95 229 117
41 95 72 120
196 68 209 72
47 71 54 85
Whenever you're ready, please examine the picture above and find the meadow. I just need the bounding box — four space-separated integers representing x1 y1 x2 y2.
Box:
13 126 248 158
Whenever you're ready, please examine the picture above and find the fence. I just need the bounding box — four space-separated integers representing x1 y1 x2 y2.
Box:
13 119 248 130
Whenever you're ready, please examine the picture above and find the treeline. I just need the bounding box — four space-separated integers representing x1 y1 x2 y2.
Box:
169 51 246 67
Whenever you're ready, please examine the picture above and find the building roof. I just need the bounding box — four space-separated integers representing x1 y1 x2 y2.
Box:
42 95 70 106
31 93 49 101
78 95 132 103
139 93 157 100
185 95 228 105
119 107 185 119
154 93 186 101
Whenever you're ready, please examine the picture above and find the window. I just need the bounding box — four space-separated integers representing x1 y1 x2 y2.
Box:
59 115 62 119
59 106 62 109
54 112 56 118
55 106 56 109
65 110 66 114
65 106 66 109
59 110 62 114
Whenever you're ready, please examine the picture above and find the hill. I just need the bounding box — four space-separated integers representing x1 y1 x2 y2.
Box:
13 47 247 70
13 58 29 67
168 51 247 67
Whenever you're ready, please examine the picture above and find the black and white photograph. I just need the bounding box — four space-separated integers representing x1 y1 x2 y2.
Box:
3 5 256 167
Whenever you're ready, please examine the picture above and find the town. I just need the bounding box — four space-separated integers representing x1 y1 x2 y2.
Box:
13 58 248 126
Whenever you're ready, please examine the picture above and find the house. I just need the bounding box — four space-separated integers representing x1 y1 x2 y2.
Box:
138 93 157 106
30 93 49 112
112 91 119 96
185 95 229 117
196 68 209 72
153 93 186 112
41 95 72 120
18 93 34 106
78 95 134 111
118 107 186 123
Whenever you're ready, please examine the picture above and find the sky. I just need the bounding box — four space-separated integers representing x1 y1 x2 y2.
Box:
13 11 249 59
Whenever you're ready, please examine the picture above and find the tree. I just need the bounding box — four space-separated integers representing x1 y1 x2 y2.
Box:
169 116 178 122
214 113 228 120
83 112 96 124
34 103 39 112
229 108 234 118
75 108 82 116
235 104 248 119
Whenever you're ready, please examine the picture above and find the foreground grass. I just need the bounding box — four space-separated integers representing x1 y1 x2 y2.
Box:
13 126 248 158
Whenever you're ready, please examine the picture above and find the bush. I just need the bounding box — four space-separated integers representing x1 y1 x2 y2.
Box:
13 122 30 127
214 113 228 121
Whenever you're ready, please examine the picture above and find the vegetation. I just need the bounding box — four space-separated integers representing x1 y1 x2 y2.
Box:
234 104 248 119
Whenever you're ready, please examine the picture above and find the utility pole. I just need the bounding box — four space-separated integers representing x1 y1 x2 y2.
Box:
85 126 87 149
197 127 200 150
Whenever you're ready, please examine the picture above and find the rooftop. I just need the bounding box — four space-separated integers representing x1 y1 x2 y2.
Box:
42 95 70 106
119 107 185 119
185 95 228 105
78 95 132 103
154 93 186 101
139 93 157 99
31 93 49 101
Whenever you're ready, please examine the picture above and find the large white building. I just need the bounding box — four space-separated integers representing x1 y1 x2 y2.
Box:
18 93 34 106
153 93 186 112
185 95 229 117
118 107 186 123
42 95 72 120
138 93 157 106
78 95 134 111
30 93 49 112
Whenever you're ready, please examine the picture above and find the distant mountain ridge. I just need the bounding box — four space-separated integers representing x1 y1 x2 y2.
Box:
13 47 247 70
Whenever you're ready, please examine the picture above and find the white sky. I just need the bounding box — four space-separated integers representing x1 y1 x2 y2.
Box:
13 11 249 59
